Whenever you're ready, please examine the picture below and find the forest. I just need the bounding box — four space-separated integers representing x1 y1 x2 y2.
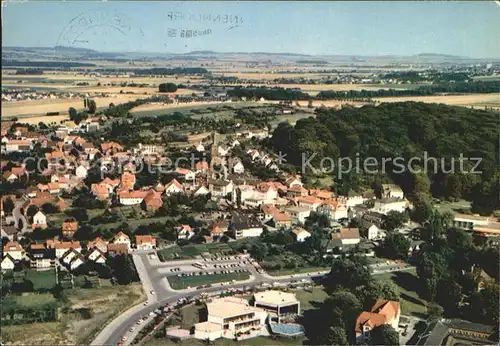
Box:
270 102 500 214
315 80 500 99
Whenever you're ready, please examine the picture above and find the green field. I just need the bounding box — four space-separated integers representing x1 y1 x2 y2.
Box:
167 272 250 290
25 269 57 290
5 293 57 309
376 268 428 317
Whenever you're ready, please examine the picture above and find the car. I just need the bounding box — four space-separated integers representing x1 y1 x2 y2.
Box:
129 327 135 332
150 290 156 295
136 319 143 325
149 312 156 316
143 301 149 306
121 336 128 341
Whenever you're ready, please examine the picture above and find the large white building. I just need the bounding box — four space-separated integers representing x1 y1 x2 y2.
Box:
231 213 263 239
372 198 407 215
194 297 268 341
251 290 300 322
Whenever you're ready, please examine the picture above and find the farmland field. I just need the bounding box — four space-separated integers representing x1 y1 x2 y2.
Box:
374 93 500 108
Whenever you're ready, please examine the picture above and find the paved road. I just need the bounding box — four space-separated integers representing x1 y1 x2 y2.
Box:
92 253 415 346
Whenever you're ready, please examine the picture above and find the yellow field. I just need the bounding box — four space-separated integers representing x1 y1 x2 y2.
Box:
374 93 500 108
2 94 141 117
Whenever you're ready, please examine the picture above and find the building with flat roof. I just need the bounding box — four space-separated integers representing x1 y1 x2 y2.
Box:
194 297 268 341
251 290 300 322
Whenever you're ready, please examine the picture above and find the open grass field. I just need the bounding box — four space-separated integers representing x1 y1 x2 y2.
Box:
376 268 428 317
25 269 57 290
1 284 145 345
8 293 57 309
266 266 329 277
167 272 251 290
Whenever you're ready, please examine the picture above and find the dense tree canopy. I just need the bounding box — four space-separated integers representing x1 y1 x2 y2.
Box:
271 102 499 212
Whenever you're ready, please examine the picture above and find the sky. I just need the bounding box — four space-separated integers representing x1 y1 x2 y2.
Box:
2 1 499 57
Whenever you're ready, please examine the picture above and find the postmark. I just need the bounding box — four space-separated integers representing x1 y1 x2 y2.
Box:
55 9 143 52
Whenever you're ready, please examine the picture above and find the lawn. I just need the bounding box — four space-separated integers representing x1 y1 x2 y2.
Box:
167 273 251 290
376 268 429 317
25 269 57 290
8 293 57 309
293 286 329 311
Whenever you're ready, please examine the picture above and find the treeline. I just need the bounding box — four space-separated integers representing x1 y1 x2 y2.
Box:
271 102 499 214
2 60 96 68
92 67 208 75
227 86 311 100
15 68 44 75
379 71 470 83
316 81 500 100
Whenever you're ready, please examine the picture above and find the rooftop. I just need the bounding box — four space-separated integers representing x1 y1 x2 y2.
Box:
253 290 299 306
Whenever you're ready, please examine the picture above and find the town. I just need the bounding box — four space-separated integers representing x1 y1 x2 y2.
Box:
2 2 500 346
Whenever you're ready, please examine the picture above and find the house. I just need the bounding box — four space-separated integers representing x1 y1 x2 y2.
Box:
291 227 311 243
88 237 108 253
121 171 136 190
75 164 88 178
355 300 401 344
135 235 157 250
3 241 24 261
218 145 230 157
317 200 348 221
29 244 56 270
296 195 323 211
62 220 78 237
175 168 196 181
285 176 303 188
4 139 32 152
107 243 129 256
423 319 496 346
101 141 124 154
331 228 361 246
381 184 404 200
231 213 263 239
119 190 148 205
372 198 407 215
32 210 48 229
113 232 131 251
142 190 163 212
54 241 82 258
208 179 233 198
196 143 205 152
287 185 308 198
195 161 209 173
193 185 210 196
87 247 107 264
232 160 245 174
271 211 293 229
309 189 334 201
1 254 16 271
164 179 184 195
210 221 229 239
251 290 300 323
176 225 194 240
366 224 380 240
61 248 84 267
284 206 311 225
360 211 385 229
452 213 491 230
194 297 268 341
